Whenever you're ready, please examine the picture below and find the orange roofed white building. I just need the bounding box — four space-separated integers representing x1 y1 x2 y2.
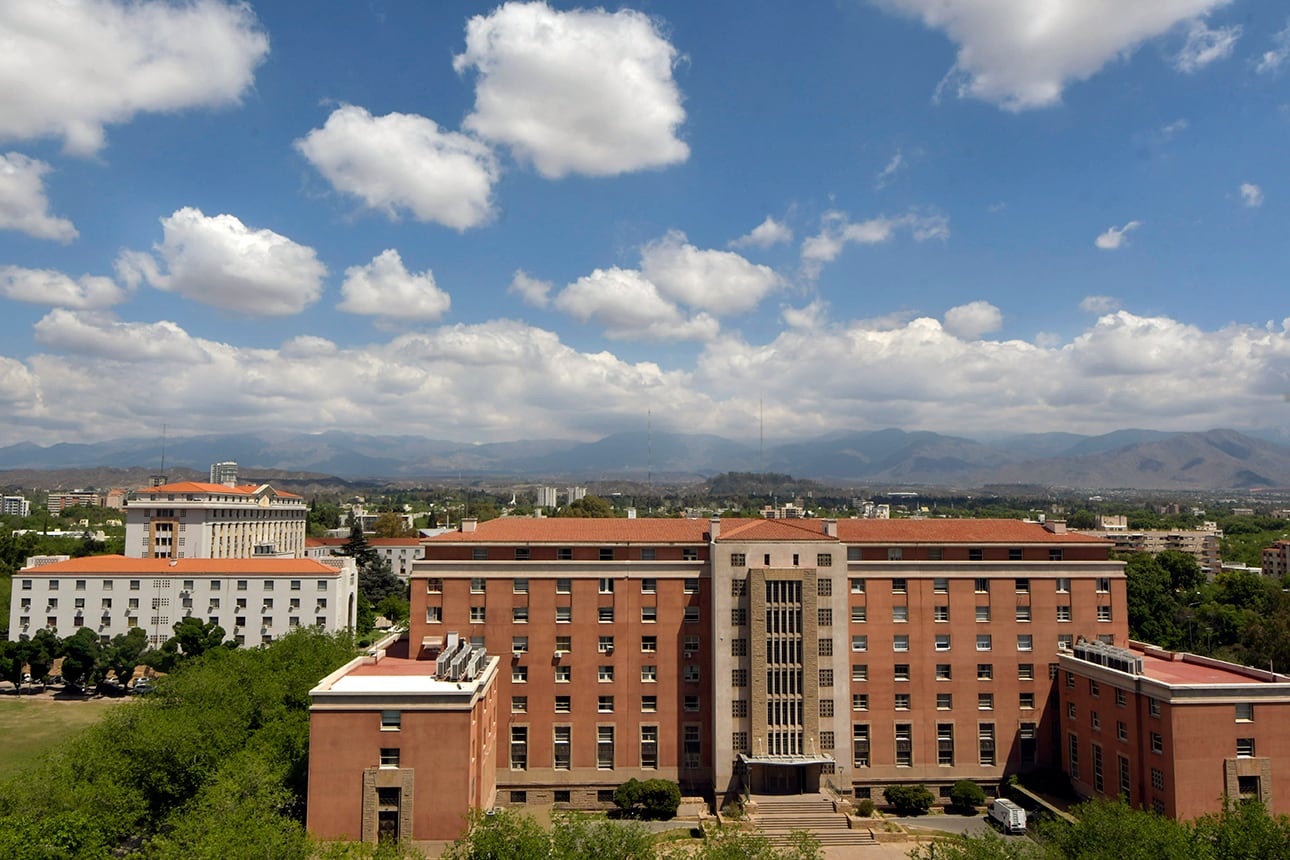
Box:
125 481 308 560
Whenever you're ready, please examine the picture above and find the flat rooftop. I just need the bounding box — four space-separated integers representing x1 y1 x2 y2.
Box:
1140 650 1280 686
312 637 496 696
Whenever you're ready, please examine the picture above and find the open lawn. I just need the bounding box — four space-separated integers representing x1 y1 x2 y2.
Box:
0 692 124 776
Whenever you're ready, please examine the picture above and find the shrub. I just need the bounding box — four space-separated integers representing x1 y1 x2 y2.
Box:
883 784 935 816
855 798 876 817
614 778 681 820
949 780 986 813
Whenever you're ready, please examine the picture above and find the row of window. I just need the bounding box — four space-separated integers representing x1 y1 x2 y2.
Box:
431 604 703 625
20 578 328 592
510 660 698 685
849 633 1064 652
844 604 1112 623
17 595 323 612
508 724 700 770
851 721 1033 767
511 693 699 713
471 547 700 562
850 576 1111 593
17 614 327 632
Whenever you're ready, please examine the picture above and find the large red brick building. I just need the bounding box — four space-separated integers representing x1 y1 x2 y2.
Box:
309 514 1132 844
1059 639 1290 819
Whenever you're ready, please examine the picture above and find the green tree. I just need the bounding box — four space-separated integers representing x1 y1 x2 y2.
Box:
103 627 149 685
59 627 104 687
373 512 415 538
442 809 552 860
613 778 681 819
376 594 410 626
884 784 935 816
1037 799 1196 860
168 616 228 659
555 496 616 518
1192 797 1290 859
1157 550 1204 594
907 828 1042 860
24 627 59 686
949 780 987 813
1124 553 1183 647
341 522 403 605
0 639 24 692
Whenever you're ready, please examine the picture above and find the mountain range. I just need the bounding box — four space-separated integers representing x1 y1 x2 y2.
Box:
2 428 1290 492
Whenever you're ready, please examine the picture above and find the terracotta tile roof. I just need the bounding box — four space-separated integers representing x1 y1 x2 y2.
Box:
134 481 302 499
422 516 1107 545
424 517 712 543
835 519 1107 544
19 555 340 575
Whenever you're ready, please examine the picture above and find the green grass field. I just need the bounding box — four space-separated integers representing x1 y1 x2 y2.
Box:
0 694 124 776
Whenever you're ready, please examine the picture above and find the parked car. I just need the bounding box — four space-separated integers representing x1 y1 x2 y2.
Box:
130 677 155 694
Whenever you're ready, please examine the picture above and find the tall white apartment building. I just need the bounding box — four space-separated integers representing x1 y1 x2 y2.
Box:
536 486 558 508
2 495 31 517
10 555 357 646
125 481 308 560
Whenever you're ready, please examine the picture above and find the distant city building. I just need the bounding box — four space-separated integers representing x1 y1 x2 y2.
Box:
47 491 101 513
1263 541 1290 579
306 536 425 580
566 486 586 503
1059 639 1290 819
124 481 307 560
2 495 31 517
537 486 558 508
102 488 128 510
1079 521 1222 578
9 554 357 646
210 460 240 486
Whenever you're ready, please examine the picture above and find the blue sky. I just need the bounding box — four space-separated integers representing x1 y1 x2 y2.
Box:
1 0 1288 447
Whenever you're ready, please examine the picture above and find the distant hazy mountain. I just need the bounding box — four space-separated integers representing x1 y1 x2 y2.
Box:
2 427 1289 491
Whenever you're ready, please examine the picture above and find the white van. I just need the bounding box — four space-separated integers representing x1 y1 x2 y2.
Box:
989 798 1026 834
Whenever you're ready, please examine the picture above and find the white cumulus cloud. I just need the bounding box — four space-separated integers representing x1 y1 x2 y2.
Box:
0 266 126 309
943 301 1003 339
553 267 719 342
1240 183 1264 208
730 216 793 250
1174 20 1241 73
1094 220 1141 250
116 207 326 317
640 231 781 315
296 105 498 231
453 1 688 178
0 153 77 241
1255 20 1290 74
802 209 949 277
338 249 450 322
1080 295 1122 314
0 0 268 155
509 270 553 308
874 149 906 189
874 0 1233 110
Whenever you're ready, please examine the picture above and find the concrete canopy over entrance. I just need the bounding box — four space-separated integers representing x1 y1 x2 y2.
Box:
740 754 834 794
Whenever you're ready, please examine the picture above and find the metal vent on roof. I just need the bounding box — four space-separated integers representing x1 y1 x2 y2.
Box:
1073 639 1143 675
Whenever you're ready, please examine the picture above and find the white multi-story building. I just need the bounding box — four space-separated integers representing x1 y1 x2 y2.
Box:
306 536 426 580
536 487 558 508
2 495 31 517
125 481 308 560
9 554 357 646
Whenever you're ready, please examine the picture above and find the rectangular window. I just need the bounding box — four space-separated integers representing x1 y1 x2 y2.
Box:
598 664 614 682
594 727 614 769
1117 720 1127 741
640 548 656 561
469 606 486 623
974 578 989 593
976 605 991 622
556 547 573 560
470 547 488 561
510 727 527 770
512 666 528 683
598 606 614 623
555 606 571 623
684 578 699 593
888 549 903 561
684 695 700 712
732 669 748 687
641 577 657 593
977 663 993 680
683 725 701 769
1097 605 1113 622
641 664 657 682
684 664 701 683
512 696 527 713
892 577 907 594
937 692 953 710
1096 577 1111 593
817 638 832 657
512 636 529 654
1050 549 1064 561
936 663 952 680
1149 698 1160 718
730 552 746 566
817 553 833 567
380 748 400 768
893 605 908 623
553 726 571 769
850 577 866 593
1236 702 1254 722
969 549 984 561
642 695 657 712
820 668 835 687
732 699 748 718
1056 577 1071 593
1237 737 1256 758
685 606 701 623
895 724 912 766
979 693 994 711
1018 663 1034 680
1151 732 1163 754
641 636 657 653
598 577 614 593
514 548 530 561
894 664 910 681
1093 744 1104 792
598 695 615 713
555 695 571 713
598 635 614 654
852 693 869 711
1015 577 1030 593
555 666 571 683
470 577 486 593
425 578 443 593
1020 692 1035 710
1152 768 1165 791
979 723 996 766
852 663 868 682
380 710 402 731
893 634 909 652
935 634 951 651
852 635 868 652
556 578 571 593
1017 634 1033 652
938 723 955 766
513 578 529 593
976 634 992 651
851 605 867 623
1069 734 1080 781
640 726 659 768
641 605 657 622
820 699 834 717
1057 605 1072 622
853 724 871 767
1016 605 1032 622
934 605 949 622
512 606 529 623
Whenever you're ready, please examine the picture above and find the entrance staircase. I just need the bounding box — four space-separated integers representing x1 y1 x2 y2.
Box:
750 793 877 847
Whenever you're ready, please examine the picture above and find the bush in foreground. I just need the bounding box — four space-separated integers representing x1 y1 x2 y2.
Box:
883 783 934 816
